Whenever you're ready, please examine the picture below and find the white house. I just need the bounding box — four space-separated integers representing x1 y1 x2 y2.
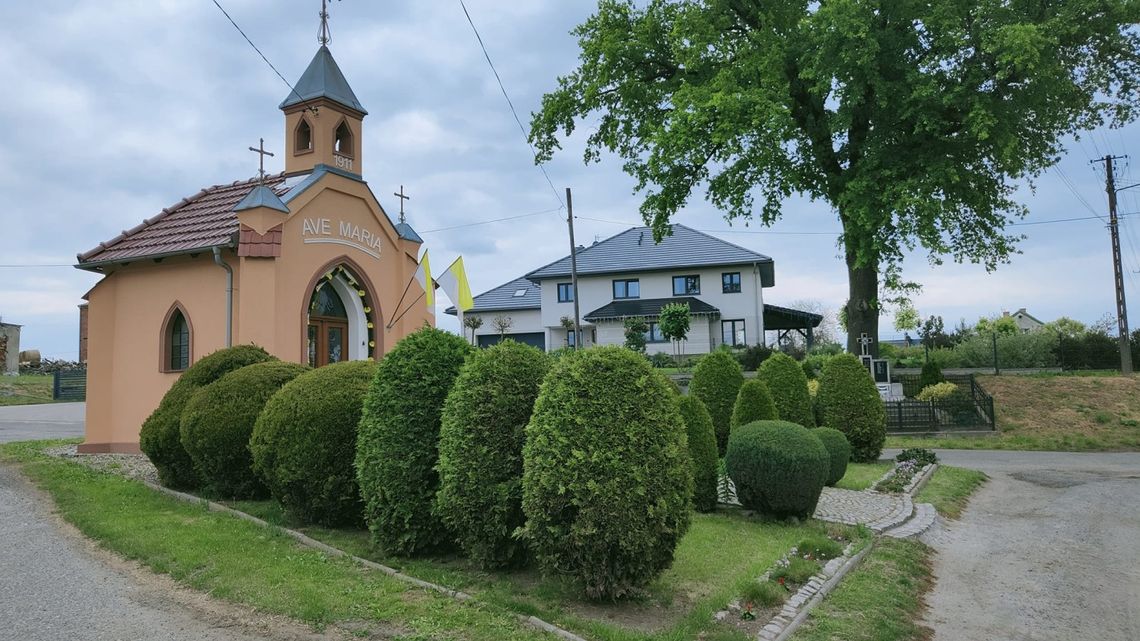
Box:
447 225 820 353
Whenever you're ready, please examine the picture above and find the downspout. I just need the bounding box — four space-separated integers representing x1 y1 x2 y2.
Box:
753 262 762 347
212 246 233 347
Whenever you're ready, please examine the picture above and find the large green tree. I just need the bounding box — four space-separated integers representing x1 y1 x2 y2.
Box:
530 0 1140 353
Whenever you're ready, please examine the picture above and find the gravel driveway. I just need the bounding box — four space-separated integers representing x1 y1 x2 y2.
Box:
916 450 1140 641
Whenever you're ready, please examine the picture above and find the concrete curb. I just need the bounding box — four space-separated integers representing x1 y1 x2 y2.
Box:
907 463 938 497
770 539 877 641
141 481 589 641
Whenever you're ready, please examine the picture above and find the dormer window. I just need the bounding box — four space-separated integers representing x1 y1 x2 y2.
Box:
334 120 353 156
295 118 313 153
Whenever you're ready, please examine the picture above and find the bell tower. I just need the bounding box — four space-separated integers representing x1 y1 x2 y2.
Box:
282 2 367 175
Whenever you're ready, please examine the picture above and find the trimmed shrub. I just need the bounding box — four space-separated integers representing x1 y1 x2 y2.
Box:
689 350 744 456
250 360 377 526
734 344 773 372
523 347 692 600
724 420 829 518
435 341 551 569
731 379 777 428
919 360 945 390
758 353 816 427
818 353 887 463
139 345 274 489
915 381 958 401
811 427 851 486
678 395 719 513
355 327 473 556
180 360 308 498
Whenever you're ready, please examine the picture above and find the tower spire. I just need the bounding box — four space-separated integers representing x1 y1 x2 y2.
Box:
318 0 340 46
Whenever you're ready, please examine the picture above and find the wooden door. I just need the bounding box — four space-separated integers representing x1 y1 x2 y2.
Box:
307 319 349 367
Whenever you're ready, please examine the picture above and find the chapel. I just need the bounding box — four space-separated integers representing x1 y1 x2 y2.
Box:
74 31 432 453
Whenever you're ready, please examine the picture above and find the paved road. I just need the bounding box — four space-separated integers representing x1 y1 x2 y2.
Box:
918 450 1140 641
0 403 85 443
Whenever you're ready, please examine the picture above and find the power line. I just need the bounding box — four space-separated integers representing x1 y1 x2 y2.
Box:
1051 165 1106 221
418 207 564 234
456 0 564 210
209 0 311 111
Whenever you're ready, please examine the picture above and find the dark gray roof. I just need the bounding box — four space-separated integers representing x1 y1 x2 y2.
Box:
525 224 774 286
584 297 719 322
444 277 541 316
233 184 290 213
279 46 368 115
395 222 423 244
763 304 823 330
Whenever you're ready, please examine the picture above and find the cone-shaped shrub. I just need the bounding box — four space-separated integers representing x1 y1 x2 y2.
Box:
140 345 274 489
250 360 377 526
435 341 551 569
758 353 816 427
725 420 829 518
731 379 778 429
811 427 851 486
819 353 887 462
355 327 473 556
523 347 692 600
919 360 945 391
678 395 718 513
689 350 744 456
180 360 308 498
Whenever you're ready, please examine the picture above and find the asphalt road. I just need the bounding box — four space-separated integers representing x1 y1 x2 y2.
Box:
0 402 85 443
918 450 1140 641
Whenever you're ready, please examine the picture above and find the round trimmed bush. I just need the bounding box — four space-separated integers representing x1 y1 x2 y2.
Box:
523 347 692 600
435 341 551 569
139 345 274 489
678 395 718 513
724 420 829 518
818 353 887 463
250 360 377 526
179 360 308 498
758 353 816 427
689 350 744 456
811 427 851 486
731 379 778 428
355 327 473 556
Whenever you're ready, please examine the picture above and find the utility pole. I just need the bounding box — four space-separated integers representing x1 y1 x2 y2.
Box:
566 188 583 349
1093 154 1133 375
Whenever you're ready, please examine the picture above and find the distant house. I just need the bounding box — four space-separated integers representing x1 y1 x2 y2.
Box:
0 321 21 375
1006 308 1046 333
447 225 821 353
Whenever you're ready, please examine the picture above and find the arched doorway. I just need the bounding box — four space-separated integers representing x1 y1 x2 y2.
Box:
305 264 375 367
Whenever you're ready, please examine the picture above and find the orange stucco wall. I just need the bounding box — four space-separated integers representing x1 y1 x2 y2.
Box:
79 171 432 453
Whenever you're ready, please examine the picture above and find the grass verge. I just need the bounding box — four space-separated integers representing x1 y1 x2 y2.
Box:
788 538 933 641
915 466 987 519
0 374 55 406
834 462 892 491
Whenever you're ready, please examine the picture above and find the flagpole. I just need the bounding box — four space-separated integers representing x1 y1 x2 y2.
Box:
387 291 426 329
386 272 419 330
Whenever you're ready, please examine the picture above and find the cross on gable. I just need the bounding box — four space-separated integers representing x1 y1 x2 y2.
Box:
393 185 411 224
248 138 275 184
857 332 874 356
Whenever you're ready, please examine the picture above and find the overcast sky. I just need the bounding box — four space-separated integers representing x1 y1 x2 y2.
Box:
2 0 1140 360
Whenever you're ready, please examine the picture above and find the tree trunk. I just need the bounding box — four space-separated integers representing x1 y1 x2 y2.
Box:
845 254 880 358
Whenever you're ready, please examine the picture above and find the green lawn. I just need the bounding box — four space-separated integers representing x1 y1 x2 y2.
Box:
0 374 54 406
915 466 987 519
5 440 866 641
834 462 892 491
789 538 933 641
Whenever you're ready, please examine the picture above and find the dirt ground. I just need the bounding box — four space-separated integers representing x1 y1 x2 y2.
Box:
979 374 1140 448
917 450 1140 641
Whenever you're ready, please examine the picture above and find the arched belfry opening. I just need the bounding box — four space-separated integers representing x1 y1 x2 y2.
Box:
306 264 375 367
294 118 313 153
334 119 354 156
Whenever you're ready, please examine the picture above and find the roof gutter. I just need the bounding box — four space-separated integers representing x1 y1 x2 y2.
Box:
212 246 234 347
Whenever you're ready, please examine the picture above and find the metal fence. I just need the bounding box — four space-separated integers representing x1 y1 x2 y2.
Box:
53 369 87 402
886 373 995 433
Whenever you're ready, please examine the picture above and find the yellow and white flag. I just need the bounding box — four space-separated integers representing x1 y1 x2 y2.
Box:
437 256 474 313
413 250 433 308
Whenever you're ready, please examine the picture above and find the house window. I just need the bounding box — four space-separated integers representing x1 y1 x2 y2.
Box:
567 329 576 347
673 275 700 296
613 279 640 299
722 319 746 347
165 309 191 371
722 272 742 293
644 321 667 343
557 282 574 303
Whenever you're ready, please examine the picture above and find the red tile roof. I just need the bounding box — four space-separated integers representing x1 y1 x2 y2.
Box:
237 224 284 258
78 173 291 265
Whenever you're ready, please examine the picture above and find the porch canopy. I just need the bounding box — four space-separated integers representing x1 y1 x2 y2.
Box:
764 304 823 349
583 296 720 322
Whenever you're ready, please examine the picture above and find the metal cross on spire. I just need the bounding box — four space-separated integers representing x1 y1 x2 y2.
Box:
393 185 411 224
318 0 341 46
248 138 275 184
